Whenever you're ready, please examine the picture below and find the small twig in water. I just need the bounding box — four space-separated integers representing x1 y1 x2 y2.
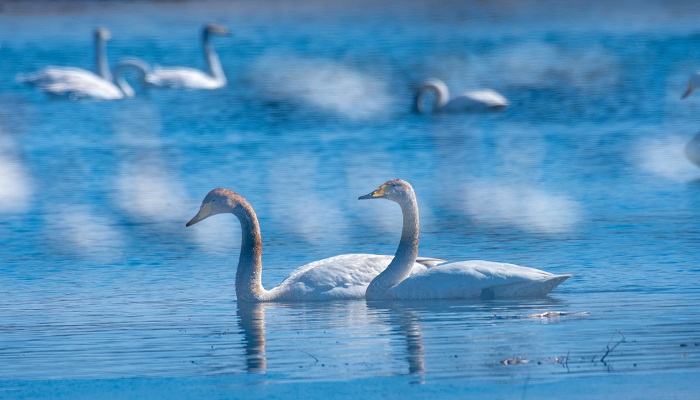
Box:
300 349 319 363
601 330 626 365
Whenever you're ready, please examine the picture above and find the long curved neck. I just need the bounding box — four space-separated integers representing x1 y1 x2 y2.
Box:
366 192 420 299
233 202 267 301
416 80 448 112
113 59 150 97
203 32 226 83
95 35 112 81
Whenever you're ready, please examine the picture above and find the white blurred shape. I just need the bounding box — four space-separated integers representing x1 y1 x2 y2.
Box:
268 154 348 244
187 211 239 253
251 53 393 120
46 204 124 257
476 43 620 90
0 134 32 213
634 134 699 181
463 182 582 234
111 103 190 224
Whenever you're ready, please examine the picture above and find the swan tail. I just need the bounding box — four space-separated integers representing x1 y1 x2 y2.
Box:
489 274 572 298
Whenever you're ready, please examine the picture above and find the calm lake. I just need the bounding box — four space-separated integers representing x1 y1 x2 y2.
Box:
1 1 699 398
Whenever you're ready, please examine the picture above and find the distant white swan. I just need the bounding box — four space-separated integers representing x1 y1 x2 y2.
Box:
685 132 700 167
359 179 571 300
415 78 508 113
17 28 140 100
186 188 443 302
681 72 700 99
680 77 700 167
145 23 229 90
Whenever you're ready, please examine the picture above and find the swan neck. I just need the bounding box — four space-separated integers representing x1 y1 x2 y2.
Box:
113 60 149 97
233 202 266 301
417 81 449 112
203 33 226 83
95 35 112 81
366 192 420 299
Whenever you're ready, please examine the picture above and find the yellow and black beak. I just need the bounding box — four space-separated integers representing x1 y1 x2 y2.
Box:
358 184 389 200
186 202 213 227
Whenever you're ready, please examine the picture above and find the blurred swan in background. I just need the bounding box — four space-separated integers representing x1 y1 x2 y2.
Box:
679 77 700 167
145 23 229 90
681 71 700 99
415 78 508 113
359 179 571 300
186 188 443 302
17 28 143 100
685 132 700 167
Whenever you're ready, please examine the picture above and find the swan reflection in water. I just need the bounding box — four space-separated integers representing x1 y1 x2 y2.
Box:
233 301 426 377
236 302 267 373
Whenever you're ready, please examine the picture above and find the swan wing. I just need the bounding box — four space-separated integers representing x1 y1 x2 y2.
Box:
385 260 570 300
268 254 445 301
146 67 223 89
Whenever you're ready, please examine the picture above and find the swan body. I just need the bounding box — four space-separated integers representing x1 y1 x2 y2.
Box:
18 28 137 100
685 132 700 167
415 78 508 113
186 188 443 302
145 23 229 90
359 179 571 300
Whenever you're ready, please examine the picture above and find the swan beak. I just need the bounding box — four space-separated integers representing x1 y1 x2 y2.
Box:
186 203 213 227
682 86 693 99
358 184 388 200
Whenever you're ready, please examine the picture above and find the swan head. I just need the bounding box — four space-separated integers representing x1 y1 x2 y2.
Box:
359 179 414 202
186 188 240 227
203 23 230 37
94 27 112 42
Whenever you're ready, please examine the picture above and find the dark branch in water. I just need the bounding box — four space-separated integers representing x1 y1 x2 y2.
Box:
600 330 626 367
300 349 319 363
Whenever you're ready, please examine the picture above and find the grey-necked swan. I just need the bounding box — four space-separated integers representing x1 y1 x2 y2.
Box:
415 78 507 113
359 179 571 300
185 188 443 302
145 23 229 90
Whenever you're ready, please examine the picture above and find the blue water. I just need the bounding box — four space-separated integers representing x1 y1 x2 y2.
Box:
1 0 700 397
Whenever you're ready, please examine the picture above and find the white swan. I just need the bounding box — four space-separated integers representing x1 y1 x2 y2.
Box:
358 179 571 300
415 78 508 113
145 23 229 90
18 28 139 100
185 188 443 302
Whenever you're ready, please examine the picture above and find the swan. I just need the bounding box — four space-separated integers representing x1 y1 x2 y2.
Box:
144 23 229 90
681 72 700 99
679 78 700 166
415 78 508 113
685 132 700 167
185 188 444 302
358 179 571 300
17 28 139 100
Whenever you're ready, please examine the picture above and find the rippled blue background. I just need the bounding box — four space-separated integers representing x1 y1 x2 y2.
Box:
1 1 700 398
